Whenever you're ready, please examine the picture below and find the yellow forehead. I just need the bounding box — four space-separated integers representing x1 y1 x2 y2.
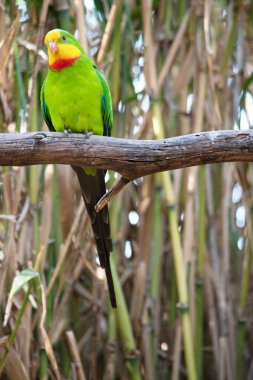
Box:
44 30 61 45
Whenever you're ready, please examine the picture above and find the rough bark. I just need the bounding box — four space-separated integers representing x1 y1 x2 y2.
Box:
0 130 252 180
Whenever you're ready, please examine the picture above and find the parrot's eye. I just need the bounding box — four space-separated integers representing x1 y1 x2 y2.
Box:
62 35 67 41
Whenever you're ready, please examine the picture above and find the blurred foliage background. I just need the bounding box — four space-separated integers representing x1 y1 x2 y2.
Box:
1 0 253 379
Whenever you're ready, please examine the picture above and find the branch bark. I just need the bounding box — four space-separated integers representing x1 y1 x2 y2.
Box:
0 130 253 180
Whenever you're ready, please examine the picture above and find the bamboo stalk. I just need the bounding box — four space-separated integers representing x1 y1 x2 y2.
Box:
110 258 141 380
237 239 252 379
150 180 162 372
152 103 197 380
195 165 206 379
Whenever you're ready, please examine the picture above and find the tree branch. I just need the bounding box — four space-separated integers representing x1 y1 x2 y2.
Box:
95 176 130 212
0 130 253 180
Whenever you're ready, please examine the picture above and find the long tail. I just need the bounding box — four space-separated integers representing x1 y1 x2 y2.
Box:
72 166 117 308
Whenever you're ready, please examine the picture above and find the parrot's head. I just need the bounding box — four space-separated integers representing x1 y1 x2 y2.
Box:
44 29 83 70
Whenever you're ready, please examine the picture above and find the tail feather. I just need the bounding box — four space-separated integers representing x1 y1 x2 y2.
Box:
72 166 116 308
105 266 117 308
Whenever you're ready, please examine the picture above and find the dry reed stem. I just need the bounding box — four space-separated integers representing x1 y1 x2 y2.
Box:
157 9 192 91
25 0 50 130
172 46 194 97
0 14 20 83
141 0 158 93
138 175 153 265
51 212 88 305
141 307 155 380
40 282 62 380
171 321 182 380
65 330 87 380
40 164 53 267
52 212 88 307
56 165 76 238
1 348 30 380
75 0 89 53
204 0 214 55
205 266 220 376
183 56 207 331
130 261 146 337
46 199 84 296
96 0 121 66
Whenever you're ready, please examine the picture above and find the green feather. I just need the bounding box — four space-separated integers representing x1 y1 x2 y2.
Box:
41 30 113 137
94 66 113 136
40 81 54 131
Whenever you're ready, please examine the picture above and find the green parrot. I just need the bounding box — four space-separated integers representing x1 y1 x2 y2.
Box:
40 29 116 308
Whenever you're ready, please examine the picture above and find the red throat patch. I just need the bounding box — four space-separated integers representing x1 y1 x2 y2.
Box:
49 56 79 70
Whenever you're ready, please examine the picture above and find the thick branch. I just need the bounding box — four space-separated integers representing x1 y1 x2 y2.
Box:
0 130 253 179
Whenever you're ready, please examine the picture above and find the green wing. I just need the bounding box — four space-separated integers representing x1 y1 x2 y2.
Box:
94 66 113 137
40 81 55 132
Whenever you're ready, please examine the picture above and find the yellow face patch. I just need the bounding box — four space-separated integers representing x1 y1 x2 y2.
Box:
44 30 61 45
44 30 81 67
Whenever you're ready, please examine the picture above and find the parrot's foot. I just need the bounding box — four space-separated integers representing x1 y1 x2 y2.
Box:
64 128 73 135
84 131 93 139
33 132 47 148
33 132 47 140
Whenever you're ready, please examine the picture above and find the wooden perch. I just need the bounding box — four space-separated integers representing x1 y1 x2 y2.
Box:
1 130 253 210
0 130 253 178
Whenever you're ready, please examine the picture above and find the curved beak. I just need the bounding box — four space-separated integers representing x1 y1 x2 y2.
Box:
48 40 58 54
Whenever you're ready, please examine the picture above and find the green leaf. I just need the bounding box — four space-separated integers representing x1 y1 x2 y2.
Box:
8 268 39 300
3 268 40 329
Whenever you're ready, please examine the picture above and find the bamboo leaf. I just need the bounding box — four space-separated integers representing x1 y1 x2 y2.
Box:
8 268 39 301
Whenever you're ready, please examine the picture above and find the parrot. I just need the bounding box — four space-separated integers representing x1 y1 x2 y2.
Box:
40 29 116 308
